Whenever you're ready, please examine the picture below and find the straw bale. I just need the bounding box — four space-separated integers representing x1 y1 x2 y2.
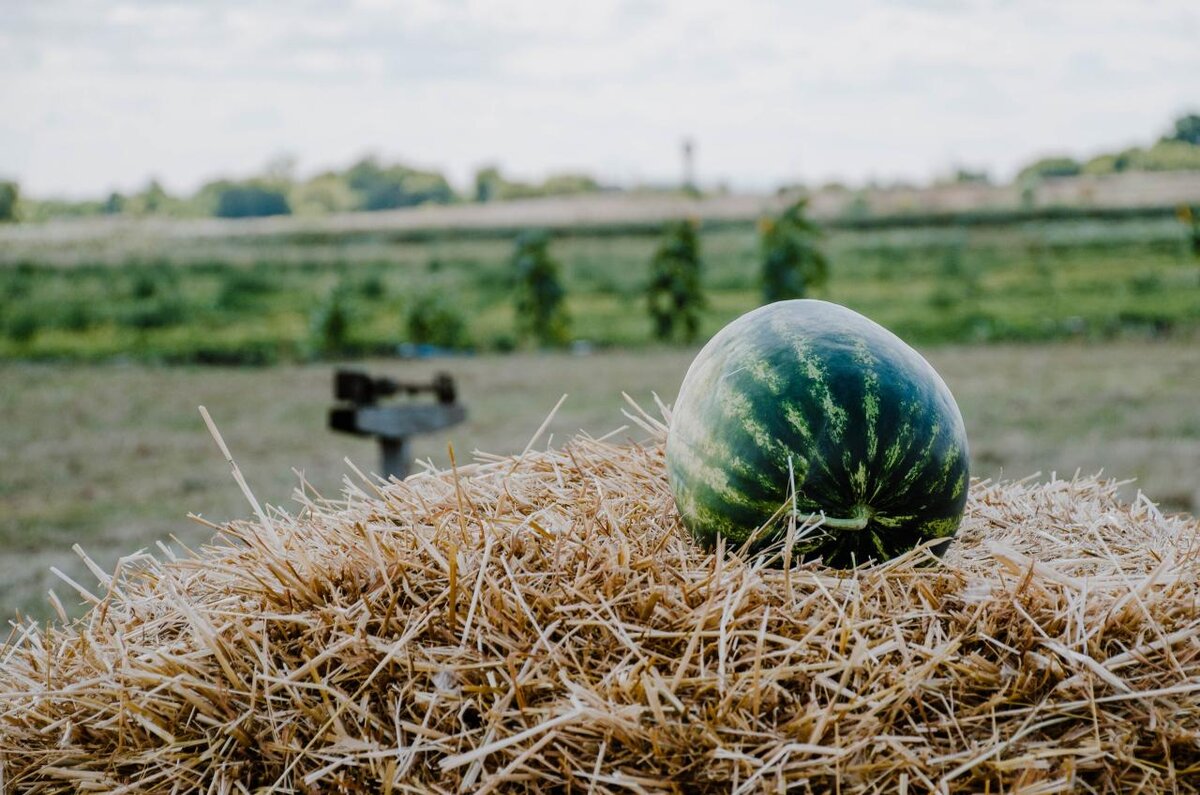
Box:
3 407 1200 793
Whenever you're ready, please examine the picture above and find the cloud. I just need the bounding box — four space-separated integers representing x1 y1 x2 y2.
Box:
2 0 1198 196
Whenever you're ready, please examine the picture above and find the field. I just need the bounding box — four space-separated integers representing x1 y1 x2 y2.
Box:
2 215 1199 363
3 340 1198 620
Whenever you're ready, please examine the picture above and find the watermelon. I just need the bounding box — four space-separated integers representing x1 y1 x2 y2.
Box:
666 300 969 567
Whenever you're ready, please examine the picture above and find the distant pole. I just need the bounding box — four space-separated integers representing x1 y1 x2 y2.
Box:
682 137 696 195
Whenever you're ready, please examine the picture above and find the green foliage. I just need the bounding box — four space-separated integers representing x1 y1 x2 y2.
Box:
345 157 455 211
1018 157 1082 182
474 167 601 203
118 298 186 330
1166 113 1200 146
359 275 386 300
309 286 353 357
61 303 95 332
647 220 706 343
511 232 570 346
216 269 277 310
1082 141 1200 175
1185 206 1200 258
2 217 1199 363
289 173 358 216
406 295 471 349
4 311 38 343
0 181 18 222
135 180 170 215
759 200 829 302
1011 114 1200 180
103 192 125 215
213 183 291 218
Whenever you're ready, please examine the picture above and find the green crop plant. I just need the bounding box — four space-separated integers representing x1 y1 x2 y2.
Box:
511 231 570 346
647 220 706 343
760 200 829 302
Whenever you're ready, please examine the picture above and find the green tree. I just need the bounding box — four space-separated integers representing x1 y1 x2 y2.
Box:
291 172 358 215
511 231 569 346
1166 113 1200 146
647 220 705 343
759 199 829 303
345 157 455 210
0 181 19 222
473 166 601 203
474 166 502 202
1017 157 1082 182
140 179 168 214
213 183 291 218
103 192 125 215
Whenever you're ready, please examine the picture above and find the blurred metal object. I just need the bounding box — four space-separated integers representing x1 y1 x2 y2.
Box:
329 369 466 479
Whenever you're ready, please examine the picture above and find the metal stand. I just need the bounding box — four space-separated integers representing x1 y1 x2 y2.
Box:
329 370 467 480
380 437 413 481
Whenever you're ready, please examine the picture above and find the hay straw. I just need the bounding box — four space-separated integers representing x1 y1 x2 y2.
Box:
3 405 1200 792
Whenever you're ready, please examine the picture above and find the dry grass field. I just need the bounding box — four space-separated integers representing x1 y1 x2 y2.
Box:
1 339 1197 620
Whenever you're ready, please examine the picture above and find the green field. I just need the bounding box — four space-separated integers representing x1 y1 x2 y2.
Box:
2 215 1198 362
3 340 1198 621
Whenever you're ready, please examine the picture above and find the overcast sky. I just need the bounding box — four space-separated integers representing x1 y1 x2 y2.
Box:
3 0 1198 198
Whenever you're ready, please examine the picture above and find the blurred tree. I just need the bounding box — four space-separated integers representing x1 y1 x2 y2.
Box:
0 181 18 222
1083 141 1200 175
760 199 829 302
952 168 991 184
289 172 358 215
647 220 705 343
346 157 455 210
474 166 601 203
474 166 502 202
540 173 601 196
103 192 125 215
1166 113 1200 146
140 179 168 214
512 231 570 346
213 183 291 218
1017 157 1082 182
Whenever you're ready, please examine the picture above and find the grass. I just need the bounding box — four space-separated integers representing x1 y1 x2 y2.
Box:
1 217 1198 362
2 339 1198 620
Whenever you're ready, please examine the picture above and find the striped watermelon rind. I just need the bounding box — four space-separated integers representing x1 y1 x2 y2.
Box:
665 299 969 567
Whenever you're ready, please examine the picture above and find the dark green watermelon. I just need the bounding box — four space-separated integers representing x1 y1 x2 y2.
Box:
666 299 969 567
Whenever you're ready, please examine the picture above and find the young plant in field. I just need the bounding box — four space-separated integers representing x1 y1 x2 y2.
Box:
647 219 706 343
1179 205 1200 258
511 231 569 346
406 294 471 349
309 284 353 357
759 199 829 303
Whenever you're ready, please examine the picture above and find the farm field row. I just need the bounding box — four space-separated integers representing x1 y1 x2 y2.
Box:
2 339 1197 619
2 217 1198 361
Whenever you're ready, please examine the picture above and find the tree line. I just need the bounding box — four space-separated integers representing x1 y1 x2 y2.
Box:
1018 113 1200 183
0 159 608 224
2 113 1197 225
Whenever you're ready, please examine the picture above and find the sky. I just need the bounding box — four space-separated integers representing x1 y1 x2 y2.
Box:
2 0 1198 199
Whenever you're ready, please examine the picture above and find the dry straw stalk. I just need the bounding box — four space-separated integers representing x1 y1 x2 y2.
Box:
2 403 1200 792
